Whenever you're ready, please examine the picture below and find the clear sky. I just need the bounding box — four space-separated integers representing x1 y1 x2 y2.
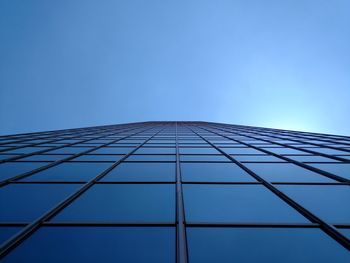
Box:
1 0 349 135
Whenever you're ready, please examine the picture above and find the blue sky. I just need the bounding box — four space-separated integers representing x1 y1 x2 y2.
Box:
1 0 349 135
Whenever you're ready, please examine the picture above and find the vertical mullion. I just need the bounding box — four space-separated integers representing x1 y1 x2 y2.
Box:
175 122 188 263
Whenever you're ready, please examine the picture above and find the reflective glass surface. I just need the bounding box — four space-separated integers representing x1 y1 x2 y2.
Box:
2 227 175 263
310 163 350 180
180 148 219 154
245 163 334 182
53 184 175 222
0 184 80 222
181 163 256 182
277 185 350 224
21 163 111 182
101 162 175 182
187 227 350 263
0 227 22 243
0 162 48 181
91 147 133 154
183 184 307 223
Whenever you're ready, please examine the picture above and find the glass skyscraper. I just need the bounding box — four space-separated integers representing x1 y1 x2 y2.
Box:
0 121 349 262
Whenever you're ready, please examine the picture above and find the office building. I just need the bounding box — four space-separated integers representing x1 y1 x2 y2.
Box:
0 121 349 262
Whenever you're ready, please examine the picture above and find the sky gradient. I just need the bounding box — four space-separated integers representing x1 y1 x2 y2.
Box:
1 0 350 135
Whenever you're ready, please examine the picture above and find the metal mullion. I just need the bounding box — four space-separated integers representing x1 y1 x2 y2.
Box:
188 124 350 251
0 124 165 259
0 125 155 187
175 123 189 263
206 125 350 183
0 124 147 164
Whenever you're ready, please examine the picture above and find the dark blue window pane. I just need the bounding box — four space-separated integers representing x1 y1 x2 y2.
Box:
183 184 307 223
311 148 348 155
233 155 284 162
286 155 338 162
0 184 80 222
125 154 176 161
2 227 175 263
4 147 49 154
53 184 175 222
0 162 48 181
21 154 72 161
72 154 123 162
0 154 18 161
187 227 350 263
310 163 350 180
180 155 229 161
101 162 175 182
0 227 22 243
180 148 219 154
277 185 350 224
245 163 334 182
91 147 133 154
221 147 263 154
48 147 92 154
262 147 308 155
134 147 175 154
181 163 256 182
21 163 111 182
338 228 350 239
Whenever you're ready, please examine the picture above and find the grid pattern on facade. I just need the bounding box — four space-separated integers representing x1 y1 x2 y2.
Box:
0 121 349 262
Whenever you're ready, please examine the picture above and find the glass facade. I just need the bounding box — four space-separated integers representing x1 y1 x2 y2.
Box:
0 121 349 262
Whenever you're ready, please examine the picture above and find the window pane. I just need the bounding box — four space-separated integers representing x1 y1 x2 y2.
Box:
90 147 133 154
101 162 175 182
2 227 175 263
310 163 350 180
233 155 284 162
285 155 338 162
0 226 22 243
187 227 350 263
0 154 19 161
180 148 219 154
125 155 176 161
0 162 48 181
221 148 263 154
53 184 175 222
71 154 123 162
4 147 49 154
245 163 334 182
183 185 307 223
134 147 175 154
180 155 229 162
48 147 92 154
262 148 308 155
338 228 350 239
21 163 111 182
21 154 72 161
277 185 350 224
181 163 256 182
0 184 80 222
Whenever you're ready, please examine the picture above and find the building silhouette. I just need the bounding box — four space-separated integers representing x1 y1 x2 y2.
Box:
0 121 349 262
